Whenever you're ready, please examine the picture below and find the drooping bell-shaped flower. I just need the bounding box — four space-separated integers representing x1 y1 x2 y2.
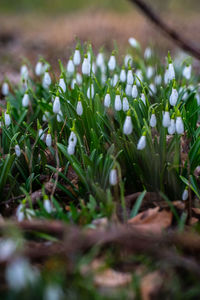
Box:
182 187 188 201
125 84 132 96
5 112 11 127
124 54 133 68
168 115 175 135
144 47 152 60
68 131 77 147
38 128 44 140
46 131 52 148
109 168 118 186
146 66 154 79
104 89 111 108
76 99 83 116
120 66 126 83
135 69 143 86
175 111 184 134
182 64 192 80
87 84 95 99
71 78 76 90
20 64 29 80
149 110 157 127
76 73 82 85
59 77 66 93
57 110 63 123
108 51 116 71
101 73 107 85
137 132 146 150
22 92 29 107
15 144 21 157
67 57 75 75
167 52 175 81
44 195 54 213
35 61 43 76
127 67 134 85
122 94 129 111
123 111 133 135
154 74 162 86
114 89 122 111
149 83 157 95
67 142 75 155
141 93 146 105
169 82 178 106
1 82 9 96
128 37 139 49
53 96 60 114
42 72 51 89
112 74 118 87
162 105 171 128
82 55 90 76
73 47 81 66
96 51 104 68
132 83 138 98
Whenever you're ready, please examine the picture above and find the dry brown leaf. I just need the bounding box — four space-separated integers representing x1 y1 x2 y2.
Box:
140 271 163 300
128 207 172 233
94 269 132 288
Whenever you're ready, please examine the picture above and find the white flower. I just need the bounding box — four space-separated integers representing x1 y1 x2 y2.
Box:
150 114 157 127
15 144 21 157
104 93 111 108
68 131 77 147
22 93 29 107
168 118 175 135
1 82 9 96
123 115 133 135
168 63 175 81
128 37 139 48
35 61 43 76
162 111 171 127
176 116 184 134
67 143 75 155
137 135 146 150
90 62 96 74
122 96 129 111
164 68 169 85
108 54 116 71
46 133 52 147
144 47 152 60
154 74 162 85
146 66 154 79
5 112 11 127
96 52 104 67
73 49 81 66
44 199 54 213
109 169 117 186
141 93 146 105
57 110 63 122
59 78 66 92
114 94 122 111
125 84 132 96
82 56 90 75
71 78 76 89
101 73 107 85
0 239 17 261
16 204 25 222
87 84 95 98
44 284 63 300
67 59 75 75
135 69 143 85
182 188 188 201
124 54 133 67
76 73 82 85
111 74 118 87
76 101 83 116
38 128 44 140
149 83 156 95
120 68 126 82
183 65 192 80
127 69 134 85
20 65 29 80
169 88 178 106
132 84 138 98
42 72 51 89
53 96 60 114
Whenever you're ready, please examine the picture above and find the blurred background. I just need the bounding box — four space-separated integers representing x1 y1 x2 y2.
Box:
0 0 200 78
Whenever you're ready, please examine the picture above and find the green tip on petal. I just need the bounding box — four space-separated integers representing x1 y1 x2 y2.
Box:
111 50 115 56
172 79 176 89
44 194 49 200
168 51 172 64
127 110 131 116
116 88 120 95
152 108 155 114
165 103 169 112
177 110 181 117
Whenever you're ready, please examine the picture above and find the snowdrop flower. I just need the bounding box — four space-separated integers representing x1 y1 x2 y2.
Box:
169 87 178 106
141 93 146 105
125 84 132 96
44 284 63 300
57 110 63 122
109 168 117 186
38 128 44 140
122 95 129 111
149 83 156 95
16 203 25 222
127 68 134 85
87 84 95 98
20 64 29 80
120 67 126 82
59 77 66 92
104 90 111 108
90 62 96 74
71 78 76 89
168 116 175 135
150 111 157 127
35 61 43 76
123 111 133 135
76 100 83 116
42 72 51 89
15 144 21 157
137 133 146 150
128 37 139 48
53 96 60 114
144 47 152 60
0 239 17 261
182 64 192 80
182 188 188 201
6 258 39 291
76 73 82 85
82 55 90 75
132 84 138 98
124 54 133 68
108 51 116 71
164 68 169 85
114 90 122 111
101 73 107 85
22 92 29 107
154 74 162 85
146 66 154 79
73 47 81 66
96 51 104 68
176 112 184 134
68 131 77 147
5 112 11 127
67 57 75 75
168 63 175 81
135 69 143 85
1 82 9 96
44 196 54 213
162 108 171 128
112 74 118 87
67 142 75 155
46 132 52 147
